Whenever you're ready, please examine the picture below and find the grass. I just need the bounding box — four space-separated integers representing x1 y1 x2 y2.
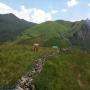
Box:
35 50 90 90
0 44 53 87
0 44 90 90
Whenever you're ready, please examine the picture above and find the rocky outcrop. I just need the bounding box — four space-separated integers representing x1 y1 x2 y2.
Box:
70 20 90 50
14 52 56 90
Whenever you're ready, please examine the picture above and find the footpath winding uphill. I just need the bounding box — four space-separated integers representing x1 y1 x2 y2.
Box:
14 52 57 90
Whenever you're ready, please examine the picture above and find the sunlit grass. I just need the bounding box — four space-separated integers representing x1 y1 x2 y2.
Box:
0 44 53 87
35 50 90 90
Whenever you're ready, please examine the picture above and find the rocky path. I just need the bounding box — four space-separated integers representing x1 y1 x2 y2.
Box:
14 52 56 90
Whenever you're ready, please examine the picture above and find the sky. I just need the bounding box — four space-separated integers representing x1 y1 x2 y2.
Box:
0 0 90 23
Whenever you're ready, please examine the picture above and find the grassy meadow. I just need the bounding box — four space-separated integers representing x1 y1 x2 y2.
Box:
35 50 90 90
0 44 90 90
0 44 53 87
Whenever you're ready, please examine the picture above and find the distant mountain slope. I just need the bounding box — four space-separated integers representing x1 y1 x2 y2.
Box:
17 20 90 49
0 13 89 49
0 13 35 43
86 19 90 27
70 20 90 49
17 21 72 47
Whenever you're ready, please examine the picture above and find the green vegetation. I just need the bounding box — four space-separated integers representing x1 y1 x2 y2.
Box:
0 14 90 89
0 13 35 42
0 44 90 90
0 14 90 49
17 20 90 49
17 21 72 47
0 44 53 87
35 50 90 90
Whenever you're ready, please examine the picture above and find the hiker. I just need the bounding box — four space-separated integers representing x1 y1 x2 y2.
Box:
32 43 39 52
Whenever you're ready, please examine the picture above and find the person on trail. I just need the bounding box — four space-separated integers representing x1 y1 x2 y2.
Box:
32 43 39 52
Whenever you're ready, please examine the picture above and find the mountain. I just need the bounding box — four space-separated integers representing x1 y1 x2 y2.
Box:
17 20 90 50
86 18 90 26
70 20 90 50
17 21 72 47
0 14 89 50
0 13 35 43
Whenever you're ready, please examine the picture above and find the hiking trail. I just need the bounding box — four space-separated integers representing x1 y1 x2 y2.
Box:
14 52 57 90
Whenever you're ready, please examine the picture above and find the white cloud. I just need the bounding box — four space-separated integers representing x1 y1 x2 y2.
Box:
13 6 32 22
29 8 52 23
0 2 12 13
0 2 58 23
68 14 88 22
67 0 79 7
88 3 90 7
51 10 58 14
61 9 67 13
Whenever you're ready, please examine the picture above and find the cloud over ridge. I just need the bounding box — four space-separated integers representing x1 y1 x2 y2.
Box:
0 2 58 23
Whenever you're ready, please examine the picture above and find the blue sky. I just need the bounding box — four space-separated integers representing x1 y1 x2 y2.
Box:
0 0 90 23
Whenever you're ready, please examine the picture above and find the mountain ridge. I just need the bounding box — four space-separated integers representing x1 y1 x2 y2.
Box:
0 13 36 43
0 13 90 50
17 19 90 49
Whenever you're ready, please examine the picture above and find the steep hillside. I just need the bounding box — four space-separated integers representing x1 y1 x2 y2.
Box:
70 20 90 50
0 13 35 43
0 14 89 50
17 20 90 49
86 19 90 27
17 20 90 48
17 21 72 47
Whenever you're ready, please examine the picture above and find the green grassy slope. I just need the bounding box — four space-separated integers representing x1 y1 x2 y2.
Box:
0 44 53 87
17 20 90 49
17 21 72 47
0 13 89 49
35 50 90 90
0 13 90 49
0 45 89 89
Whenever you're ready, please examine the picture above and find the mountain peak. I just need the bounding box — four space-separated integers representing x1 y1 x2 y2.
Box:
0 13 20 22
0 13 35 42
85 18 90 27
0 13 17 17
